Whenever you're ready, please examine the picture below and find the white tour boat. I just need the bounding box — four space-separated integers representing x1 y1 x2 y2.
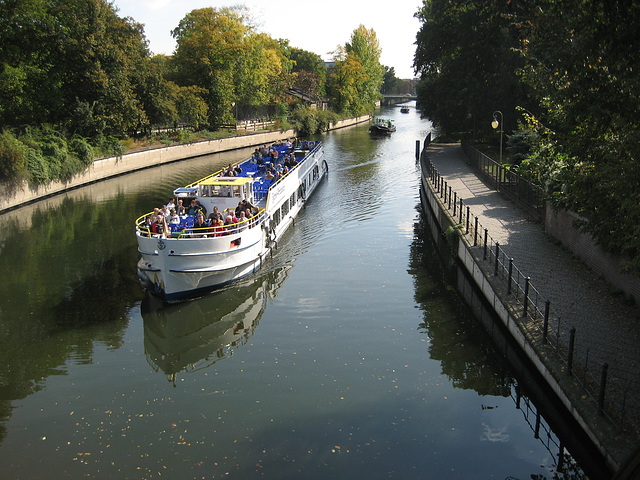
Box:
135 140 327 302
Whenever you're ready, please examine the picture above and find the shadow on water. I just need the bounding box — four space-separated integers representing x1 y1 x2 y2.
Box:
411 203 610 479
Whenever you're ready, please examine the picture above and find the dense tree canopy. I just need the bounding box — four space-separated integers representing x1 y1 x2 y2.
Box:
414 0 528 136
0 0 153 137
516 0 640 270
0 0 388 187
328 25 385 115
414 0 640 272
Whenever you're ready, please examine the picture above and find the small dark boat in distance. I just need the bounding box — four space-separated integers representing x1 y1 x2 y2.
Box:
369 117 396 135
400 106 410 113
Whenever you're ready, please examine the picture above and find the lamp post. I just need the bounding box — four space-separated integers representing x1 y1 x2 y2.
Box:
492 110 503 163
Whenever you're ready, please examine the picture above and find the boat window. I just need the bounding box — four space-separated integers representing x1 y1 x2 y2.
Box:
273 210 281 227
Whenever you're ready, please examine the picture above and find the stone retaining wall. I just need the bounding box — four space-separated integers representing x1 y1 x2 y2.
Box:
0 115 371 213
545 206 640 306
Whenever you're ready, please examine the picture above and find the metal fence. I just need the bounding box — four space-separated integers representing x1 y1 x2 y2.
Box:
220 120 277 132
420 150 639 443
461 140 545 221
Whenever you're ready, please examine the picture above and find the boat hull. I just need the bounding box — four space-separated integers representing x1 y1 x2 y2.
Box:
136 143 326 302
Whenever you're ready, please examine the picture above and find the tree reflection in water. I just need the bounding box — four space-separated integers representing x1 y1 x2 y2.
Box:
409 211 590 480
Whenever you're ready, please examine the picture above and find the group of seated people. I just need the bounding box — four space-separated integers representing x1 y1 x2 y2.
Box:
142 198 259 238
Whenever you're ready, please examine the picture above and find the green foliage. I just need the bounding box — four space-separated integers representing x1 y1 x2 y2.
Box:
26 149 49 185
290 108 318 137
0 130 28 181
290 108 338 136
69 136 94 167
316 110 340 132
382 66 399 94
289 47 327 99
414 0 529 138
507 128 539 166
327 25 384 115
514 1 640 272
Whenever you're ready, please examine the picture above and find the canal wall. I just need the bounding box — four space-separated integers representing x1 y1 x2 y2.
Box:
0 115 371 214
418 139 634 476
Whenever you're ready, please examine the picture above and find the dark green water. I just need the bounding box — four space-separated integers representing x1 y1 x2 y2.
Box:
0 107 588 479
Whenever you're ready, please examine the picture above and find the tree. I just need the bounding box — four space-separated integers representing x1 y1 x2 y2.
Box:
413 0 529 137
345 25 385 108
327 25 384 114
171 7 251 127
327 46 369 115
0 0 154 138
289 47 327 99
382 66 399 94
517 0 640 271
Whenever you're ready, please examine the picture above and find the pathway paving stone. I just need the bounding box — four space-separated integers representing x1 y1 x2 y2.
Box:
425 143 640 439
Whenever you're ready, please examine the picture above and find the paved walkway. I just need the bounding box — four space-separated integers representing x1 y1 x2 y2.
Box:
425 143 640 436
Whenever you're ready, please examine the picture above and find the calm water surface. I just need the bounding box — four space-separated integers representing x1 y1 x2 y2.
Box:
0 106 585 479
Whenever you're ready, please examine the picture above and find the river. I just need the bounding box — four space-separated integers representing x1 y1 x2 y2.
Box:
0 106 594 479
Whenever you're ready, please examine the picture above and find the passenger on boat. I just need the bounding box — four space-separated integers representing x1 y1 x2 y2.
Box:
161 205 171 218
152 215 166 236
192 213 208 236
207 206 220 222
150 207 160 223
212 218 225 236
176 199 185 216
167 198 175 210
235 211 246 231
239 198 257 215
144 215 154 231
195 201 207 216
167 209 180 225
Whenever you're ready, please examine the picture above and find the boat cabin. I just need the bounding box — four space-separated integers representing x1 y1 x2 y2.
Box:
174 176 256 214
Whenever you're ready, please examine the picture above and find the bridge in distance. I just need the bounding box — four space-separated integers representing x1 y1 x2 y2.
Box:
381 94 417 106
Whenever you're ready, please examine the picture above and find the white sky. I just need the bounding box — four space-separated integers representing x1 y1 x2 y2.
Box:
111 0 423 79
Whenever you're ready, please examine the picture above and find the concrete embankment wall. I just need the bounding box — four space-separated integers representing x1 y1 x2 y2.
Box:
0 115 371 213
418 146 621 475
545 206 640 306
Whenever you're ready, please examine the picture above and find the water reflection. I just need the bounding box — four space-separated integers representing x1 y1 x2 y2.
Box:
410 210 598 478
142 267 290 384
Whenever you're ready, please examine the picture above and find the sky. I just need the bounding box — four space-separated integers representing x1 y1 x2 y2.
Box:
111 0 423 79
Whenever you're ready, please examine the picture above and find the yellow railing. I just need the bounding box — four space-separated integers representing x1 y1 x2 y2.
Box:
136 209 267 239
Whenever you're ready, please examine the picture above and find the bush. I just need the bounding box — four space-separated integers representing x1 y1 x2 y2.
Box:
69 136 94 166
26 149 50 184
291 108 318 137
0 130 28 181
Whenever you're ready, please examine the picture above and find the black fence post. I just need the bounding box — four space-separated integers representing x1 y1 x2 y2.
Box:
453 192 457 216
459 199 463 224
465 206 470 234
567 327 576 376
483 229 488 260
543 300 550 343
598 363 608 416
473 217 478 246
444 181 448 201
523 277 530 317
494 243 500 276
448 186 452 209
507 258 513 295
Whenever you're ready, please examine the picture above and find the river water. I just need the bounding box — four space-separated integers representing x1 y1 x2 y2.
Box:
0 106 593 479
